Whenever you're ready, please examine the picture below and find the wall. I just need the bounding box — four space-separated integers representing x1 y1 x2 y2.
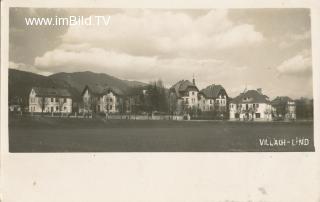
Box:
29 89 72 113
229 103 272 121
98 92 118 113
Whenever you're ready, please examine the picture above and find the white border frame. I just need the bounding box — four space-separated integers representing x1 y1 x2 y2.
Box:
1 1 320 201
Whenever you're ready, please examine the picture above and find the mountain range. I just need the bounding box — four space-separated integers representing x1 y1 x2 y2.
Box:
9 69 147 104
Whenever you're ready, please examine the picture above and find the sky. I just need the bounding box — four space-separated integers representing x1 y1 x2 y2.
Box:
9 8 313 99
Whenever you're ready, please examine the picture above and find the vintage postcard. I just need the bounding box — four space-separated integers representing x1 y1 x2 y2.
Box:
6 7 314 152
1 0 320 202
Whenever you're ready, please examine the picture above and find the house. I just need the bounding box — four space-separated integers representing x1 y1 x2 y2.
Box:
29 87 72 113
271 96 296 120
199 84 228 113
229 88 272 121
9 96 23 112
81 85 124 113
169 78 199 114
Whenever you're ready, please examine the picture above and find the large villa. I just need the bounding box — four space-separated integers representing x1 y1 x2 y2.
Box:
24 77 297 121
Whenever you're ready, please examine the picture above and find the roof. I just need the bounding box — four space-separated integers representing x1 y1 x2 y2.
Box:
32 87 72 98
200 84 227 99
230 90 270 104
81 85 123 97
170 80 198 97
271 96 295 105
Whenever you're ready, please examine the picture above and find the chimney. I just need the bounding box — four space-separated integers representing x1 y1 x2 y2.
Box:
257 88 262 94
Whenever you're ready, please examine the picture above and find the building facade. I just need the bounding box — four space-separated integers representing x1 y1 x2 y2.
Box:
169 78 229 118
229 89 272 121
199 84 228 113
29 87 72 113
271 96 296 120
81 85 123 113
169 79 199 114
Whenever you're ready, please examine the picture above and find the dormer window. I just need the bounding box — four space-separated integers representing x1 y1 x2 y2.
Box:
243 97 251 101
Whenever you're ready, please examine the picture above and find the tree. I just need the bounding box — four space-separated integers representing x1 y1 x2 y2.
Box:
37 96 49 115
168 92 177 115
295 98 313 120
144 80 169 113
58 97 66 116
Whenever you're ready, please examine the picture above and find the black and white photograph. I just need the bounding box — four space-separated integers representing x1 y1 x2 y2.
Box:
1 1 320 202
8 7 314 152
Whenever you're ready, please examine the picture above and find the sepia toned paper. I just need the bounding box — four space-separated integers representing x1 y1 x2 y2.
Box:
1 0 320 201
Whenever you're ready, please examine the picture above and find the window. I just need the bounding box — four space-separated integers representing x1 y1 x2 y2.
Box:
210 100 212 104
255 113 261 118
256 104 259 108
246 104 248 110
192 92 194 95
186 98 189 104
51 98 54 102
56 98 59 103
64 106 67 111
64 98 67 103
56 106 59 111
235 113 240 118
110 105 112 110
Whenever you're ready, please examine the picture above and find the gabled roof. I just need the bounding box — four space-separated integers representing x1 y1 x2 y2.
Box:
81 85 123 97
200 84 227 99
102 87 123 96
230 90 270 104
32 87 71 98
170 80 198 97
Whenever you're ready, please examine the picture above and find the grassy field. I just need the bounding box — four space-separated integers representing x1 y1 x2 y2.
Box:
9 116 314 152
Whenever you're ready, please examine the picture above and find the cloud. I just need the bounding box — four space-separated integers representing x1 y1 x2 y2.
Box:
33 9 264 92
34 46 249 90
279 30 310 49
276 50 312 76
9 61 52 76
33 9 264 90
60 9 264 58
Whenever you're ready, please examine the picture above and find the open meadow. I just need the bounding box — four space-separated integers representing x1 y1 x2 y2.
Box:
9 115 314 152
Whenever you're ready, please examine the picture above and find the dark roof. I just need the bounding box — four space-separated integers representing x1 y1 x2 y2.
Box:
32 87 71 97
81 85 123 97
230 90 270 104
200 84 227 99
271 96 294 105
170 80 198 97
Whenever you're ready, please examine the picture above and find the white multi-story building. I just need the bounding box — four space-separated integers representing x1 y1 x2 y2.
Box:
81 85 123 113
229 89 272 121
29 87 72 113
169 78 229 117
169 79 199 114
199 84 228 113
